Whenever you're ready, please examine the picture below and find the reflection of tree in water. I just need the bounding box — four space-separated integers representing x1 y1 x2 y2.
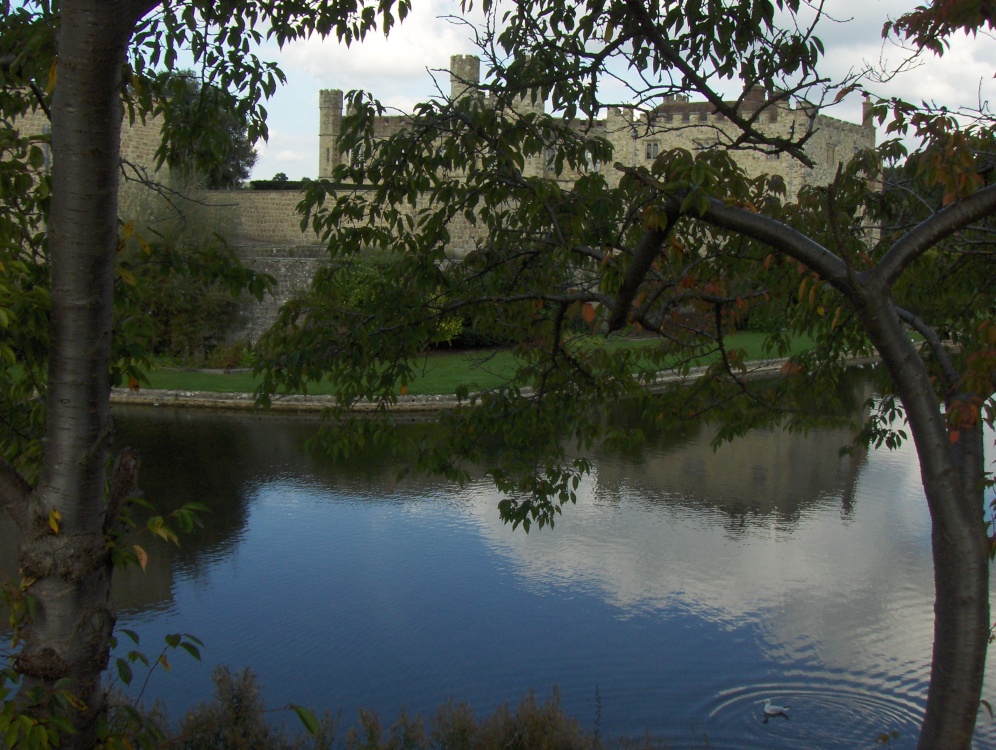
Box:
95 371 879 613
593 369 875 535
108 406 452 613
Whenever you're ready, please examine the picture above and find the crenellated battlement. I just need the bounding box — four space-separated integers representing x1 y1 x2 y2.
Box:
316 54 875 194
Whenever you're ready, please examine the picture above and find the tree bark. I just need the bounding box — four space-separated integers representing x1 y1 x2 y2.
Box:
851 274 990 750
14 2 140 746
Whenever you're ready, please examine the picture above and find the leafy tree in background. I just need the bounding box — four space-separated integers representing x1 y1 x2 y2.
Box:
0 0 408 747
258 1 996 747
116 183 260 365
159 69 258 189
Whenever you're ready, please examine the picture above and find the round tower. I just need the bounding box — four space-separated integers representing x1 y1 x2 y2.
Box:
318 89 343 179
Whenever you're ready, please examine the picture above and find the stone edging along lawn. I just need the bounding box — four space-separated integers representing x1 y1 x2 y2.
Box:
109 356 881 414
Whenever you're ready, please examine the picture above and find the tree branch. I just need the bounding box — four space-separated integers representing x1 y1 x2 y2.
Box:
622 0 818 166
878 183 996 285
895 306 960 392
130 0 163 23
607 221 674 332
614 163 851 289
28 82 51 120
696 195 850 285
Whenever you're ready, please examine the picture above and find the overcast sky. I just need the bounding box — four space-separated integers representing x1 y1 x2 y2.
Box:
248 0 996 180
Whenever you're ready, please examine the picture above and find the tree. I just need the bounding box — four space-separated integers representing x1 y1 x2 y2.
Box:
0 1 409 747
257 1 996 748
159 69 258 189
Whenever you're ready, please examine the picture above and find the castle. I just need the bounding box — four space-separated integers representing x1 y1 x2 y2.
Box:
9 56 875 340
319 54 875 206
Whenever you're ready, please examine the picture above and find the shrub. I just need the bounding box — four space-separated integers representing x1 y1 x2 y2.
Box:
116 174 267 367
205 339 255 370
165 667 336 750
168 666 279 750
340 690 598 750
111 665 692 749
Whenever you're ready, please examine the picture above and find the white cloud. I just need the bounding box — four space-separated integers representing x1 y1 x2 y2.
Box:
253 116 317 180
272 0 478 107
461 429 948 682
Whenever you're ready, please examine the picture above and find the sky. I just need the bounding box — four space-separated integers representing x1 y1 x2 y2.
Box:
248 0 996 180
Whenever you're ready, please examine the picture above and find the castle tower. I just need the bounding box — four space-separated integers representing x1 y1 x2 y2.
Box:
862 96 876 131
318 89 343 179
449 55 481 101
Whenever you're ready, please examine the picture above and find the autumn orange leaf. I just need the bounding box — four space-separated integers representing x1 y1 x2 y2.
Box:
134 544 149 572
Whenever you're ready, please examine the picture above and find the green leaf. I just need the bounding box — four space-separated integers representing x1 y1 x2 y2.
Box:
116 658 133 685
117 628 139 646
290 704 320 736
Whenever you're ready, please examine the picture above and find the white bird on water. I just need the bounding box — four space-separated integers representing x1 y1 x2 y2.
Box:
763 699 790 721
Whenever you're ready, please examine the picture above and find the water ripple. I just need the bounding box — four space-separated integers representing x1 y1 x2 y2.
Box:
706 680 923 749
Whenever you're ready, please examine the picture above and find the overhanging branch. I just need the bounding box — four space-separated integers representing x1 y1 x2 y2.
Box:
879 183 996 285
615 164 851 289
697 196 850 285
607 221 674 332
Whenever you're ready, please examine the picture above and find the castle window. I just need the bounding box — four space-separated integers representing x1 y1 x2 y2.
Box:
646 142 660 160
326 147 330 164
681 111 691 122
350 145 367 170
766 150 780 160
698 111 708 122
827 145 837 165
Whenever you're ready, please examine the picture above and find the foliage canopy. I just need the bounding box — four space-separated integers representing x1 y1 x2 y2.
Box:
257 2 996 748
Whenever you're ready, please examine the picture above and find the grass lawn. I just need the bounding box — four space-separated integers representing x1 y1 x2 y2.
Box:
141 331 810 397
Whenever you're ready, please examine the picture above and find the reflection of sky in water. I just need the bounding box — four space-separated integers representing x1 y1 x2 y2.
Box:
85 410 996 749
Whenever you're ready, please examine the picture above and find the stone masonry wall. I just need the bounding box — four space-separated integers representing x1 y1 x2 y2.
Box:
10 65 877 344
319 57 876 197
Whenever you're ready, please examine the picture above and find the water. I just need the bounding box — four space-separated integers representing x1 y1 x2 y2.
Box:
3 402 995 748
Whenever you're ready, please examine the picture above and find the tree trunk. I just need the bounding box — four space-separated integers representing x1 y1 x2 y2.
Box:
698 196 993 749
854 274 990 750
14 2 139 746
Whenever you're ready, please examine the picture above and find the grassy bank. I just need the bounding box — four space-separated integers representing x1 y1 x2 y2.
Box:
142 332 810 397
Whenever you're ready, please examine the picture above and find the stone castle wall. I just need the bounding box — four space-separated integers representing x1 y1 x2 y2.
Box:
11 61 876 343
318 57 876 200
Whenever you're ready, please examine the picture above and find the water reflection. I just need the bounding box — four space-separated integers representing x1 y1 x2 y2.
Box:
0 397 993 749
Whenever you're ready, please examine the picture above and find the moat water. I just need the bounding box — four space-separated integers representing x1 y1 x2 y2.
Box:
3 394 995 748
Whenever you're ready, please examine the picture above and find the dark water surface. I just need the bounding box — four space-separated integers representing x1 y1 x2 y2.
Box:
4 399 996 749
